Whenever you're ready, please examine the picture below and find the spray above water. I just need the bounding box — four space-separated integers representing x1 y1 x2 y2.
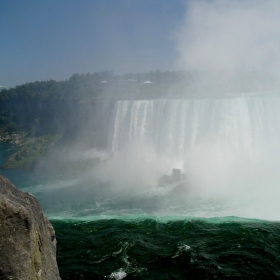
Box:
36 97 280 220
103 96 280 220
26 0 280 221
38 96 280 220
176 0 280 94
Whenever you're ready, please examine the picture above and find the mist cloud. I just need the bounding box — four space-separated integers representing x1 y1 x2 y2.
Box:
177 0 280 92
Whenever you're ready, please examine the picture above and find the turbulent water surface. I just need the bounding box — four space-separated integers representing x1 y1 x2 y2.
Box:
2 95 280 279
52 217 280 279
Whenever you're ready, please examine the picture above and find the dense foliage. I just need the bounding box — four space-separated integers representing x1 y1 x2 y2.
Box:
0 70 188 135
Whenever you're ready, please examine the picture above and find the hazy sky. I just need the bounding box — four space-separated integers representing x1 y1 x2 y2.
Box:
0 0 185 87
2 0 280 89
177 0 280 93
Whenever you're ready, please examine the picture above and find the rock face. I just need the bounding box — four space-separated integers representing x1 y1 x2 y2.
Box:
0 175 61 280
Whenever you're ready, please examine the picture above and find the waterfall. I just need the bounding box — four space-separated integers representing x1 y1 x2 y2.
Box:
108 94 280 159
29 93 280 220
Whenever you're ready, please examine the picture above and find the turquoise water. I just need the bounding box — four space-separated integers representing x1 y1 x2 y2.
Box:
1 144 280 279
3 92 280 280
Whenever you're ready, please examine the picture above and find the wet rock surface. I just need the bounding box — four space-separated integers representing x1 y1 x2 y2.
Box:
0 174 61 280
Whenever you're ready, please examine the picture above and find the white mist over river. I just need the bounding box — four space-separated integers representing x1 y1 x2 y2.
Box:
100 94 280 221
10 93 280 222
3 0 280 222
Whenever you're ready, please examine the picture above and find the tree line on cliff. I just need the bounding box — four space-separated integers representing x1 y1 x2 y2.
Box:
0 70 189 135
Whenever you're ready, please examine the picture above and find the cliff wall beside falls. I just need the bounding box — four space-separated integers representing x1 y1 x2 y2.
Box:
0 175 61 280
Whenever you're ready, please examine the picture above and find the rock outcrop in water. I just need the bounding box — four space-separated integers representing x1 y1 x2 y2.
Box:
0 174 61 280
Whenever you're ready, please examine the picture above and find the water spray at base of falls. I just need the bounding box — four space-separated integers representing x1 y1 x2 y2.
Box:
21 94 280 221
104 94 280 220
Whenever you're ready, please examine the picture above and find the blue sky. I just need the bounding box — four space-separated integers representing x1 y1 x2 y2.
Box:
0 0 186 87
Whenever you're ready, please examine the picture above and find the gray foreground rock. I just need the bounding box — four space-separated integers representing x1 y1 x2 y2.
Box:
0 175 61 280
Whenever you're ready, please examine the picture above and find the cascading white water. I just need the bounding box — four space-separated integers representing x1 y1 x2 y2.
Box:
105 94 280 220
27 93 280 220
108 94 280 159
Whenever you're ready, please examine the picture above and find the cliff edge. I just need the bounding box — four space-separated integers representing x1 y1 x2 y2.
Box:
0 175 61 280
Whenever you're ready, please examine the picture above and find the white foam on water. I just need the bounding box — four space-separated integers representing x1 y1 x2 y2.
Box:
109 269 127 280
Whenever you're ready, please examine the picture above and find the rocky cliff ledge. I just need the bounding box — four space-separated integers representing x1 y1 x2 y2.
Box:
0 175 61 280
